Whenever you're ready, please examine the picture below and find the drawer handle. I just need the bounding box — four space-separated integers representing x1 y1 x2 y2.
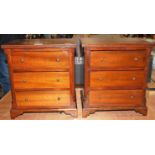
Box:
100 58 104 62
22 80 27 83
24 98 28 102
56 79 60 82
57 97 61 101
134 57 139 61
56 58 60 62
132 77 136 80
20 58 24 63
97 78 103 81
130 96 135 99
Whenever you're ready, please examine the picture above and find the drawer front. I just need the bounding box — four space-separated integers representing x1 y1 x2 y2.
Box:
11 51 70 71
15 91 70 108
89 90 145 107
13 72 70 90
90 71 145 89
90 51 146 69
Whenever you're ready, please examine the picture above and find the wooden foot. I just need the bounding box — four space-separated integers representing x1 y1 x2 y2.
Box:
82 109 90 118
10 109 24 119
135 107 147 116
64 110 78 118
82 109 96 118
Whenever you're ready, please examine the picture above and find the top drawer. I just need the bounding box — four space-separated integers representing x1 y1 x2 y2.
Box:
11 51 70 71
90 50 146 69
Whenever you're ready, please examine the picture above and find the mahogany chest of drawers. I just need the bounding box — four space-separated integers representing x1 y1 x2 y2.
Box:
2 39 77 119
81 38 153 117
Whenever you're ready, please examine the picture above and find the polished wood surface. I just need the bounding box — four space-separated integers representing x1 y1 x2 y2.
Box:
89 90 144 107
12 51 70 71
81 38 155 47
2 39 77 119
82 38 152 117
90 71 145 89
2 39 77 48
90 51 146 69
15 91 70 108
13 72 70 90
1 89 155 120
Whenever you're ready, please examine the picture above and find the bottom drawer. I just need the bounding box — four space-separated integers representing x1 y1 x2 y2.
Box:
89 90 145 107
15 91 71 108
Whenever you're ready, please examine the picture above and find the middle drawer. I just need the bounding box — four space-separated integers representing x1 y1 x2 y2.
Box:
13 72 70 90
90 71 145 89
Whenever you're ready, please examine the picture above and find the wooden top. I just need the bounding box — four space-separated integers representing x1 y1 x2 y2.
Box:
1 39 77 48
81 38 155 47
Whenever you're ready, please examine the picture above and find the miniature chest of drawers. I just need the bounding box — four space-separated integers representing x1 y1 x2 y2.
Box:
2 39 77 119
81 38 153 117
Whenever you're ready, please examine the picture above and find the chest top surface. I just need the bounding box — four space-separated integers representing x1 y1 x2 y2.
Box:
81 38 155 48
1 38 77 49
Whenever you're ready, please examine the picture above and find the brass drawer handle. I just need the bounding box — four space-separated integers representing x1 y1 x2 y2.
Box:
56 79 60 82
130 96 135 99
57 97 61 101
56 58 60 62
20 58 24 63
24 98 28 102
100 58 104 62
132 77 136 80
97 78 103 81
22 80 27 83
134 57 139 61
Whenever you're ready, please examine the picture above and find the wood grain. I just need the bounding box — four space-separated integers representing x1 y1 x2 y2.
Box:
12 51 70 71
82 38 153 117
2 39 77 119
90 51 146 69
15 91 70 108
89 90 145 107
13 72 70 90
1 39 77 48
90 71 145 89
